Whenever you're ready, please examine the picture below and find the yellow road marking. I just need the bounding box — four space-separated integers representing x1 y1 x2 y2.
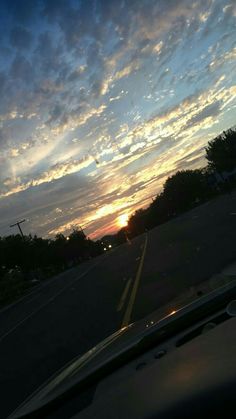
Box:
121 234 148 327
117 278 132 312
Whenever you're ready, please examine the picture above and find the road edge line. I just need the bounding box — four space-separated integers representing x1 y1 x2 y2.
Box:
121 234 148 327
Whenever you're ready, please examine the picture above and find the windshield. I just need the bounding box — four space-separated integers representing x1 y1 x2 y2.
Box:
0 1 236 418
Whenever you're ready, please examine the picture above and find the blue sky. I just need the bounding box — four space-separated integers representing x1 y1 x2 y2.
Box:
0 0 235 238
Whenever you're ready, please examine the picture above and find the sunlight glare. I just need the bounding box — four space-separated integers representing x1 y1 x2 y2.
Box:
117 213 129 227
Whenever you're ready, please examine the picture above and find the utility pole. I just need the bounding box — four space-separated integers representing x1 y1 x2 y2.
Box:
10 219 26 239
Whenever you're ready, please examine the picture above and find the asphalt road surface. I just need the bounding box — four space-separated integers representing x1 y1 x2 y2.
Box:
0 191 236 418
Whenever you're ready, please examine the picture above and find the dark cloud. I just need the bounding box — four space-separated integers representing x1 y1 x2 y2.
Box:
41 0 140 53
5 0 40 23
85 43 107 98
186 101 222 129
0 45 12 58
67 68 84 83
10 54 33 82
46 103 68 126
42 0 97 49
175 147 205 166
89 77 104 98
10 25 32 49
42 0 71 22
0 72 6 96
86 41 103 68
47 103 64 122
34 31 64 75
201 0 232 37
176 154 205 170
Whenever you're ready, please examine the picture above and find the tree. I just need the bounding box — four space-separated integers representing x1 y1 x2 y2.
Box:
0 227 102 281
50 234 68 270
67 228 87 262
115 227 129 244
125 170 210 238
147 192 171 228
162 169 209 214
128 209 148 237
205 128 236 173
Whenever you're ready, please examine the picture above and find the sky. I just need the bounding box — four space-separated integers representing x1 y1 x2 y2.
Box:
0 0 235 239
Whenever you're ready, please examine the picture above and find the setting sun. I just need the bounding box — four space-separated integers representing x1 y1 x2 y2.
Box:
117 213 129 228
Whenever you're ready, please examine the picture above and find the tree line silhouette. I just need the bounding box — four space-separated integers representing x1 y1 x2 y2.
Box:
0 229 103 279
116 127 236 240
0 126 235 305
0 228 104 305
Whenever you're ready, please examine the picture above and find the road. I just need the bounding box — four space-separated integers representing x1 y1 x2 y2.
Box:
0 191 236 418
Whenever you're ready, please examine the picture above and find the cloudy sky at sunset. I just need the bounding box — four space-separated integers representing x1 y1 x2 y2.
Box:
0 0 235 239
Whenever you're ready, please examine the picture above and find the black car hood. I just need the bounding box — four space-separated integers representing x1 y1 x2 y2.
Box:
9 281 236 419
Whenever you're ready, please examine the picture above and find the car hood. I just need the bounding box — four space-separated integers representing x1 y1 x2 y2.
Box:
9 281 236 419
9 319 149 418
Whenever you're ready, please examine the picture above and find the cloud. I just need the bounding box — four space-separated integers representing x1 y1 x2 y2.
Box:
153 41 163 54
0 171 95 237
0 155 94 198
34 31 65 75
10 25 32 49
46 103 67 125
123 82 236 149
109 94 123 102
42 0 99 49
223 2 236 16
44 103 107 137
10 54 33 83
6 139 36 159
0 72 6 96
208 47 236 71
0 0 235 238
67 65 87 82
185 101 222 129
113 61 140 81
5 0 40 23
